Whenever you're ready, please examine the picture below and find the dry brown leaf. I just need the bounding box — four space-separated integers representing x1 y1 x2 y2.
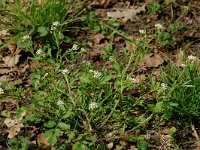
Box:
4 118 24 138
0 75 10 83
139 53 165 70
0 68 13 74
175 50 184 67
37 134 50 146
7 41 17 52
105 130 116 141
125 36 138 51
4 118 18 128
192 140 200 149
0 30 10 37
107 142 114 149
1 54 21 67
0 97 18 106
106 5 146 23
7 125 23 138
136 74 147 83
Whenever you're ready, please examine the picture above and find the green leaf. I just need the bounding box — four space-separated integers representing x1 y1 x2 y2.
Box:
100 74 112 85
37 26 48 37
137 140 148 150
126 135 144 142
79 75 91 83
72 141 88 150
54 128 63 137
26 114 41 123
68 132 75 140
42 129 54 138
48 134 57 145
168 127 177 136
153 101 163 113
61 111 73 119
44 120 56 128
58 122 70 130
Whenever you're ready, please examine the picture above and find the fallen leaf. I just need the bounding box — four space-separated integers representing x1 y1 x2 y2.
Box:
107 142 114 149
106 5 146 23
175 49 184 67
4 118 18 128
4 118 24 138
7 125 23 138
0 29 10 37
37 134 50 146
0 75 10 83
136 74 147 82
139 53 165 70
105 131 116 141
191 140 200 149
1 54 21 67
0 68 13 74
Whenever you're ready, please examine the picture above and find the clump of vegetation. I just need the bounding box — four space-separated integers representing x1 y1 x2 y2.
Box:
0 0 200 149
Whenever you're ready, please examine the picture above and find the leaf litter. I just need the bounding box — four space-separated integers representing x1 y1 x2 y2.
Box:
1 0 200 149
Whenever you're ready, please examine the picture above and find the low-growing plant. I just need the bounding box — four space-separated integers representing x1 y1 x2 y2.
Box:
0 0 86 51
147 2 164 14
148 58 200 126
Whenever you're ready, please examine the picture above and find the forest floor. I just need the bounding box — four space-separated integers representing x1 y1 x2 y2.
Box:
0 0 200 149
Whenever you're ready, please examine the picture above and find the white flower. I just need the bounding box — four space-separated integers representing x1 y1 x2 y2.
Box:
187 55 197 61
44 73 48 78
89 70 101 78
50 21 60 31
89 69 94 73
161 83 168 89
72 44 79 51
80 47 87 52
62 69 69 75
93 71 101 78
57 100 64 105
181 64 186 67
83 61 91 65
52 21 59 26
22 35 31 41
0 87 4 94
155 23 163 29
89 102 98 110
139 29 145 34
36 49 43 55
129 77 138 84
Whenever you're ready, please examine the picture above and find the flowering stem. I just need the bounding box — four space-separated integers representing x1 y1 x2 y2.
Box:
100 95 120 128
77 108 92 132
64 76 75 105
124 113 154 134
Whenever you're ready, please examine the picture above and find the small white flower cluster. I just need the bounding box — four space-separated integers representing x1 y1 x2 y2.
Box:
155 23 164 29
72 44 79 51
89 102 98 110
129 77 138 84
80 47 87 52
89 70 101 78
36 49 43 55
44 73 48 78
139 29 145 34
181 64 186 67
62 68 69 75
22 35 31 42
57 100 64 105
161 83 168 90
82 61 91 66
50 21 60 31
187 55 197 61
0 87 4 94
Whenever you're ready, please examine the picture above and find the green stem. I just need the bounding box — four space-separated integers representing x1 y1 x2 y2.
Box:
125 113 154 133
100 95 120 128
